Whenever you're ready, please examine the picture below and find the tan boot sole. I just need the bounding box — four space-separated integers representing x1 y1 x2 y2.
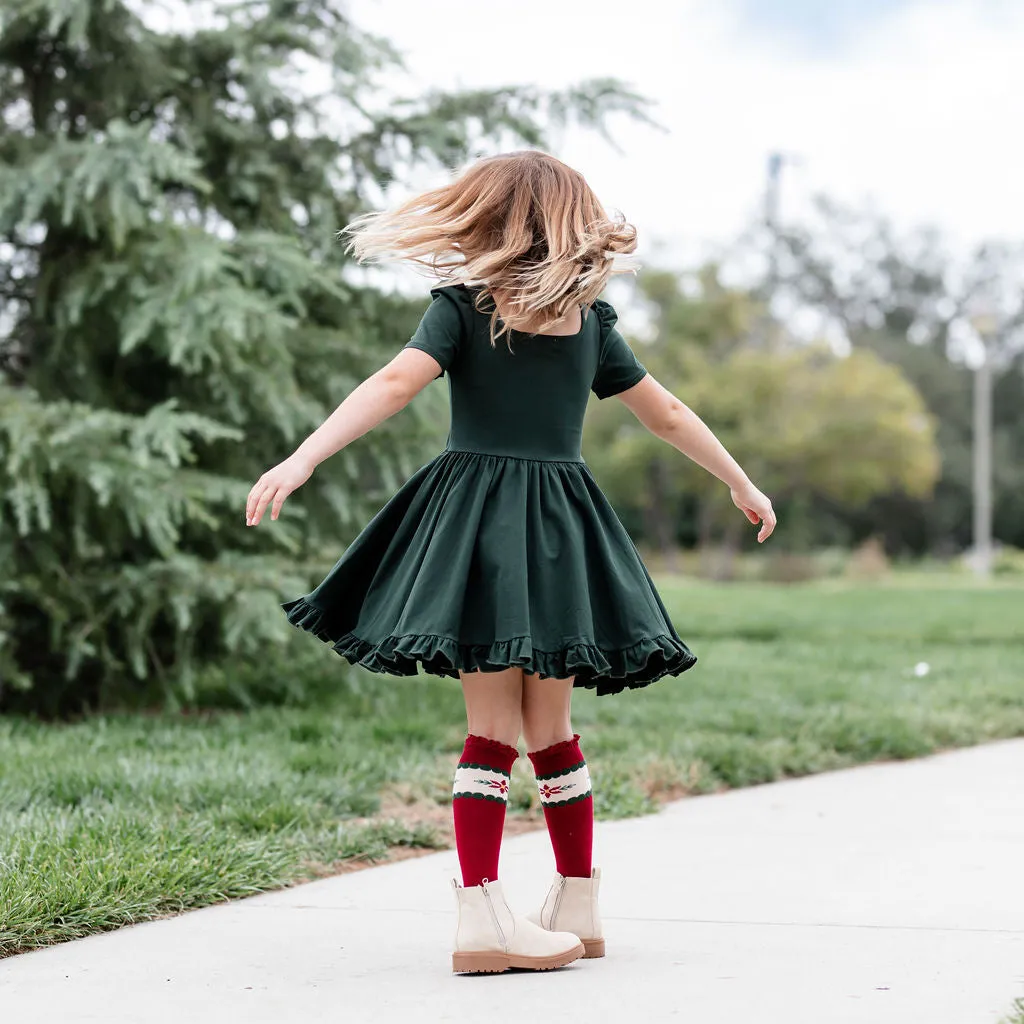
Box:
582 937 605 958
452 942 585 974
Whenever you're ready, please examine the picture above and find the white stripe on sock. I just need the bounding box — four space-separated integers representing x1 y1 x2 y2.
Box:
536 762 591 805
452 765 511 801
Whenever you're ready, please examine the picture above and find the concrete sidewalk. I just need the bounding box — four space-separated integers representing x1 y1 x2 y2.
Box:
2 741 1023 1024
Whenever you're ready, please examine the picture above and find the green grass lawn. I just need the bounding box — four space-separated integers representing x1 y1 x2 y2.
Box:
2 577 1022 957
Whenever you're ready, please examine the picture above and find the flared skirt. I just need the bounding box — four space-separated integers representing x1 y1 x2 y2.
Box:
281 449 697 696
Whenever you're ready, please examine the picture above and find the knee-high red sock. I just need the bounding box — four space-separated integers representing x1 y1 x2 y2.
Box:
452 733 519 888
527 733 593 878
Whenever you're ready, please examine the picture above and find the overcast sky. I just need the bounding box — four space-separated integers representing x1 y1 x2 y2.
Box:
348 0 1024 268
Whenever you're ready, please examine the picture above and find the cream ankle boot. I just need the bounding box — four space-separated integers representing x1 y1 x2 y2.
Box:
527 867 605 958
451 877 585 973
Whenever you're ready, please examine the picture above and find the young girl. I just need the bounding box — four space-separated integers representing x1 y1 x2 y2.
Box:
246 151 776 975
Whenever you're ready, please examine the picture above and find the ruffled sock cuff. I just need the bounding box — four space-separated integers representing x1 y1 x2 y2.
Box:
461 733 520 771
527 733 583 775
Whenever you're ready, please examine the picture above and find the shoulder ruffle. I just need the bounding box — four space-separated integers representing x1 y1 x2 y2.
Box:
590 298 618 334
427 283 485 330
429 282 477 307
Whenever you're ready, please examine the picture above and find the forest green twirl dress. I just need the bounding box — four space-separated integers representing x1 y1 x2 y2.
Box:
281 284 697 696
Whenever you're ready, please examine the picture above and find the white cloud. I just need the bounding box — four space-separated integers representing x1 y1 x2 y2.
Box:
348 0 1024 267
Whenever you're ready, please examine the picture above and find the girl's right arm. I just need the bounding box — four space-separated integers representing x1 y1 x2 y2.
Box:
615 374 777 543
245 349 443 527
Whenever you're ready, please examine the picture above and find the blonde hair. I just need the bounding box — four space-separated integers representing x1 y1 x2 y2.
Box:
342 150 638 344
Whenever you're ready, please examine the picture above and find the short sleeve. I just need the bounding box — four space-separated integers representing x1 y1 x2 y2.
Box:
403 286 465 378
590 299 647 399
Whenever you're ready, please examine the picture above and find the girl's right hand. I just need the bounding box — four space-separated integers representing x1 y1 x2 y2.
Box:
730 483 777 543
246 455 315 526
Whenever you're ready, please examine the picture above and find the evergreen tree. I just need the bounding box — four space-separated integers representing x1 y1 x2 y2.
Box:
0 0 650 714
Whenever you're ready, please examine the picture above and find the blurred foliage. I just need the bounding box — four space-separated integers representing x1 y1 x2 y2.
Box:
0 0 650 715
585 268 940 566
993 546 1024 577
776 199 1024 555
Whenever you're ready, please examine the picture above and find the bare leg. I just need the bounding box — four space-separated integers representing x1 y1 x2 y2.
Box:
459 666 524 748
521 671 574 752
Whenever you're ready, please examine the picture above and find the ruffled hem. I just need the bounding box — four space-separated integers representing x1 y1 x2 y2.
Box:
282 597 697 697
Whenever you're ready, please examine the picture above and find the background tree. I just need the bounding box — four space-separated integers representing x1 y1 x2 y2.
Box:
775 199 1024 554
584 268 940 567
584 268 758 564
0 0 651 715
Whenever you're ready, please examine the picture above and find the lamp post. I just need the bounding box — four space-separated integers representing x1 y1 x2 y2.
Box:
758 151 795 349
969 311 996 578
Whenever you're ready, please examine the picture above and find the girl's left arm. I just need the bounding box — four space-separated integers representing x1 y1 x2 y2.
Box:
616 373 777 543
246 349 442 526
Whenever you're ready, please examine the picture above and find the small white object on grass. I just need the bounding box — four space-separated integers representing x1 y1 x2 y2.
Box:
913 662 931 677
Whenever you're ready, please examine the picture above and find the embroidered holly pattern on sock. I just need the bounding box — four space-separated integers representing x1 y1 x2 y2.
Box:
535 761 592 805
538 781 571 798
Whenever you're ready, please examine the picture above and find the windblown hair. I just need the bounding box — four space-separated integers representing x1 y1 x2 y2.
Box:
342 150 638 344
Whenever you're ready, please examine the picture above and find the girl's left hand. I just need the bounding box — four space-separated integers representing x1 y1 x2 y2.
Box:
730 482 777 543
246 455 315 526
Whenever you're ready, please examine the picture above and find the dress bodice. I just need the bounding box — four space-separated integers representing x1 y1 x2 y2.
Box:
404 285 647 463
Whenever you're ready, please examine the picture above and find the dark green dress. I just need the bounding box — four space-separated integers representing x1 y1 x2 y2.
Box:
282 284 696 696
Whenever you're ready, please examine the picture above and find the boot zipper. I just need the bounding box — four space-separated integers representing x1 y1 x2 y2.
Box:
551 875 567 927
481 881 507 950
